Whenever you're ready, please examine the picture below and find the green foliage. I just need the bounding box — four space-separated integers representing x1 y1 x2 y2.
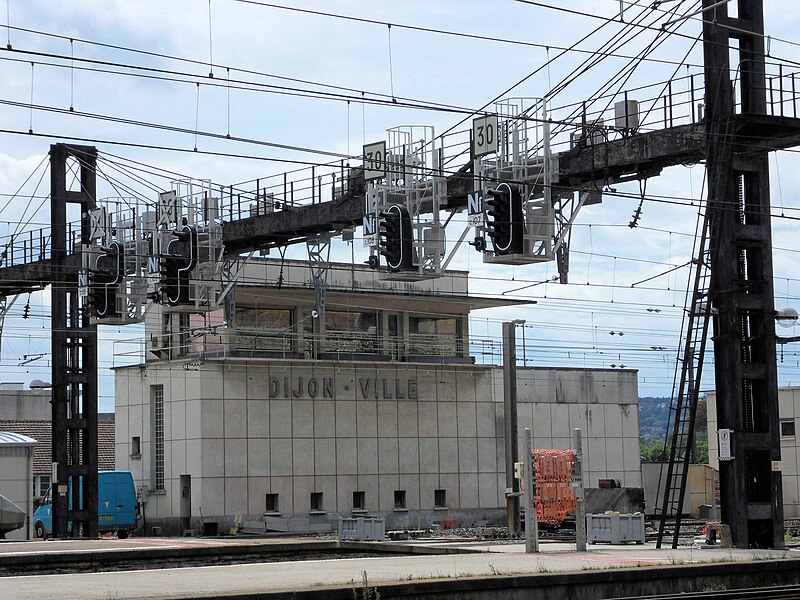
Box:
694 432 709 464
639 396 710 464
536 560 550 573
488 563 503 575
640 437 669 463
353 571 380 600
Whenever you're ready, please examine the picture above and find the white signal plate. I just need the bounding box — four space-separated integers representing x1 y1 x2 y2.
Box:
362 141 387 181
473 115 499 158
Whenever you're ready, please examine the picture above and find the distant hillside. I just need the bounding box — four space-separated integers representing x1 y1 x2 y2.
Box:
639 396 672 441
639 396 709 463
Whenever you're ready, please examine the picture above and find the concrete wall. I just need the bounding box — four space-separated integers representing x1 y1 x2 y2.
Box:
116 360 640 533
516 368 641 488
642 463 717 517
708 387 800 518
0 385 50 420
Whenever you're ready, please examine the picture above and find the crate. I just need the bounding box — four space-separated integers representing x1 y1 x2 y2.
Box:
338 517 385 541
586 513 645 544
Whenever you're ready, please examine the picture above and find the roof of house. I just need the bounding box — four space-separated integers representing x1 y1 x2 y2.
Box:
0 416 115 474
0 432 37 446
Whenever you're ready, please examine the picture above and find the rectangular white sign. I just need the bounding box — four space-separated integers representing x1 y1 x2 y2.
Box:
362 214 377 248
473 114 499 158
362 141 387 181
78 269 88 299
467 190 484 227
718 428 733 461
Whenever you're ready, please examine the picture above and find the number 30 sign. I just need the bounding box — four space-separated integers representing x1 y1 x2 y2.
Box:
473 114 499 158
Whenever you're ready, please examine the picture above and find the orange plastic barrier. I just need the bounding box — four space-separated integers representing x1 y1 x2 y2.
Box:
531 449 578 526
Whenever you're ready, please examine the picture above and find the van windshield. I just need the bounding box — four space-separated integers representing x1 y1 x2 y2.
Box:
43 487 52 505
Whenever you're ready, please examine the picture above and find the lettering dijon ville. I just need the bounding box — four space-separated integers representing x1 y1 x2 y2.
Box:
267 376 419 400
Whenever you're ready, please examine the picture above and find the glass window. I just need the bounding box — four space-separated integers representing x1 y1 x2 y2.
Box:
394 490 406 509
187 310 225 354
161 312 173 357
352 491 366 510
131 436 141 457
34 475 51 498
388 314 400 359
310 492 324 512
178 313 189 356
265 493 279 513
151 385 165 491
324 311 379 353
234 307 294 352
781 420 796 438
409 316 460 357
434 489 446 508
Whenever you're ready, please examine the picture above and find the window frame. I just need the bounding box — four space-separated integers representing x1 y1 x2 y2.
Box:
310 491 324 513
352 490 366 512
131 435 141 458
265 493 279 514
151 384 165 492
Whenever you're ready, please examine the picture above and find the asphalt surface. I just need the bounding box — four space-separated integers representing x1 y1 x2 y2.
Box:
0 537 797 600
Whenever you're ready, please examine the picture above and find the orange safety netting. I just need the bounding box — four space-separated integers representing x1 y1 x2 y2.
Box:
531 449 578 526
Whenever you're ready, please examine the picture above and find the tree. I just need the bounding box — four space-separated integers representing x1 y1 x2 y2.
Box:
640 437 669 463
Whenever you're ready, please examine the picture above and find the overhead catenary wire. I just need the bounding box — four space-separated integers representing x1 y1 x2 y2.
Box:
0 18 712 127
1 3 792 138
3 48 798 183
0 3 796 404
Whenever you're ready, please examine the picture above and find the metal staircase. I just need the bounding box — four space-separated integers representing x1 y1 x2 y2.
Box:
656 207 714 549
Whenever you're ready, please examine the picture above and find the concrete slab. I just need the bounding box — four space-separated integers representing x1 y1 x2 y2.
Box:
0 538 797 600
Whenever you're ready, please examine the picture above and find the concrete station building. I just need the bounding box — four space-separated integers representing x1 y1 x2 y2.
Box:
114 259 643 534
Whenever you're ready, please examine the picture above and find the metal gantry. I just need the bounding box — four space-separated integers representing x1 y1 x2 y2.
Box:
50 144 99 539
702 0 784 549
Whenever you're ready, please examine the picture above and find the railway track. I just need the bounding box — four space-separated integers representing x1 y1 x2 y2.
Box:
620 584 800 599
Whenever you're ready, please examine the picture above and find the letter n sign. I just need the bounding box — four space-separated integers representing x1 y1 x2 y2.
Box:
363 213 377 248
78 268 88 299
467 190 484 227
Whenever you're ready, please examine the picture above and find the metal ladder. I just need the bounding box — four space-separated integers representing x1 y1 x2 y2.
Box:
656 207 714 549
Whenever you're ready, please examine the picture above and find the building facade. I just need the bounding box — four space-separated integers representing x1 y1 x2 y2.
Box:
0 383 116 508
708 386 800 518
115 259 642 533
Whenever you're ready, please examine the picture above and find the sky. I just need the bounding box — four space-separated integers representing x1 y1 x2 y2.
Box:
0 0 799 411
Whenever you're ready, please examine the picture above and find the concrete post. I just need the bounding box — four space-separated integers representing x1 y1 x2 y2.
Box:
573 428 587 552
524 428 538 553
502 321 519 536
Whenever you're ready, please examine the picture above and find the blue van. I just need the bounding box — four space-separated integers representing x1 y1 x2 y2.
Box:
33 471 138 539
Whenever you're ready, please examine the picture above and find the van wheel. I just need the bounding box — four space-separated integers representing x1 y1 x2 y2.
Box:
34 522 46 540
117 529 129 539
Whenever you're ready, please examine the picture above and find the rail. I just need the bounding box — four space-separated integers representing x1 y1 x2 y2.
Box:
0 222 81 269
115 326 498 365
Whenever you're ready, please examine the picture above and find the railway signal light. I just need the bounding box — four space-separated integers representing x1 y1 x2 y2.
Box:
88 241 124 318
160 224 198 306
378 204 414 272
486 182 524 255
